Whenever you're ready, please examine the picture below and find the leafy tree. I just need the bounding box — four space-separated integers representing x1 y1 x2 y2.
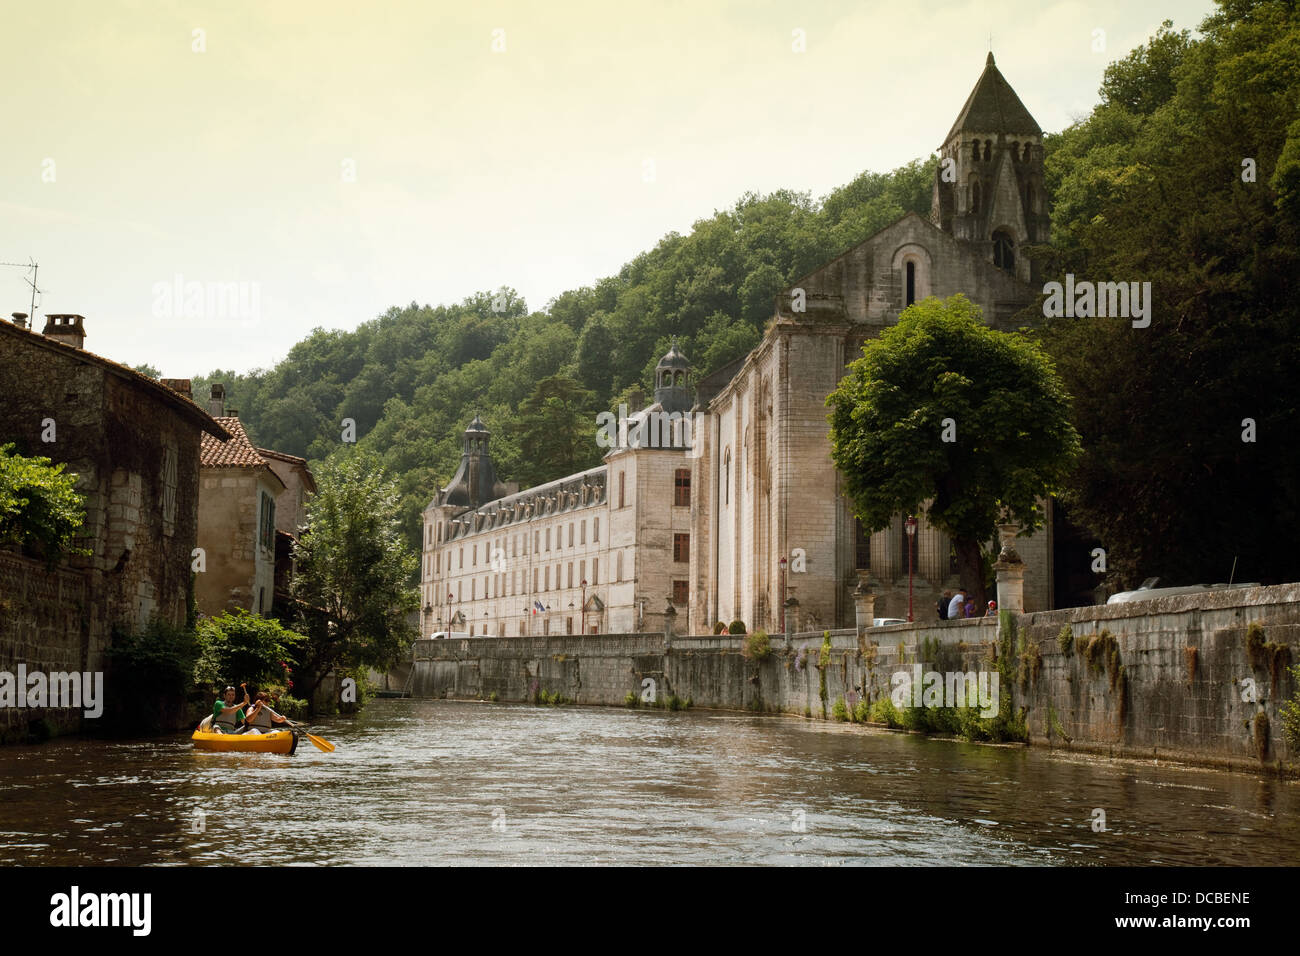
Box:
1039 0 1300 587
0 443 88 564
827 295 1082 604
515 375 601 488
290 450 418 706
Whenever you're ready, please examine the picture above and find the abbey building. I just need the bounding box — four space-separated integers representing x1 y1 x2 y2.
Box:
421 53 1055 638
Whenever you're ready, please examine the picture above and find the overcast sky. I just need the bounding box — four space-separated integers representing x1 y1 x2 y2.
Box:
0 0 1218 377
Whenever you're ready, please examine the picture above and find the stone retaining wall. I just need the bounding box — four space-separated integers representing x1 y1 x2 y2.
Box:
408 585 1300 773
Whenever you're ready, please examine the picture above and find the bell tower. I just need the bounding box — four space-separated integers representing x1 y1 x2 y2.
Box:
931 52 1049 284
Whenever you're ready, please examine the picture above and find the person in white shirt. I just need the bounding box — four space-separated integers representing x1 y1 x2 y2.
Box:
243 691 290 734
948 591 966 619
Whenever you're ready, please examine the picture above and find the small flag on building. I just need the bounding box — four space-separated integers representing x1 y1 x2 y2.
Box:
533 600 545 615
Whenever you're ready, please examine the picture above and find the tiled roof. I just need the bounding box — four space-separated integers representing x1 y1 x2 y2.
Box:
201 417 271 468
256 447 308 466
256 446 318 493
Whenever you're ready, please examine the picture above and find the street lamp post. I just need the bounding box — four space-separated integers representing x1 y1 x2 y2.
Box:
580 578 588 635
778 556 788 634
905 515 918 622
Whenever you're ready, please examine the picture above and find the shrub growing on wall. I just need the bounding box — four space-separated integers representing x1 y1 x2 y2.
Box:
728 620 747 634
743 630 771 661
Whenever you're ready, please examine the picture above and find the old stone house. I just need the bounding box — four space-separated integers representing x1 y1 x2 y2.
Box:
256 446 317 612
0 313 228 736
194 385 316 618
195 386 282 617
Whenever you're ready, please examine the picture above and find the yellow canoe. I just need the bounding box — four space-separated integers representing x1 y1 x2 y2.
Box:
192 716 298 754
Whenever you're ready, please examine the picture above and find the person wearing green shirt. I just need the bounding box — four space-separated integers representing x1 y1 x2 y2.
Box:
211 683 249 733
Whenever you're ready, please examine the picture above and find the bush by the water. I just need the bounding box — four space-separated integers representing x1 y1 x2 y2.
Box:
105 618 202 736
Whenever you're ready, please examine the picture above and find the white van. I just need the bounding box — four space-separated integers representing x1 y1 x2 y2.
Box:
428 631 470 640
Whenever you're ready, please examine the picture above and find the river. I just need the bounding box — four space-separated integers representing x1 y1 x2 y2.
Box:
0 698 1296 865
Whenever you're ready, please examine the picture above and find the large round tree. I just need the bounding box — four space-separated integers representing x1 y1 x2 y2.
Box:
827 294 1081 605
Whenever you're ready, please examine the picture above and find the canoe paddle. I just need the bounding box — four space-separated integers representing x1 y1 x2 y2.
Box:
287 720 335 753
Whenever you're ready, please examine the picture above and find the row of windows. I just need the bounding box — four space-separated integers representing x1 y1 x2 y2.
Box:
428 517 604 576
970 139 1034 163
445 553 642 602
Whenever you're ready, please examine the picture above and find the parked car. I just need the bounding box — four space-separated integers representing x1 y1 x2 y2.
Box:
1106 578 1260 604
872 617 907 627
427 631 471 640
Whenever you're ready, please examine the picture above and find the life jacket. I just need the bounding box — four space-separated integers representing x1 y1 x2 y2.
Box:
213 702 242 729
248 703 280 730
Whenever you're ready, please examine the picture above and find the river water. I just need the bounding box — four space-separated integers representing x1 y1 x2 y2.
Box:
0 698 1296 866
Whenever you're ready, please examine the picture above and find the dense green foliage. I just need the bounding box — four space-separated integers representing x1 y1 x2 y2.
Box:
290 450 418 705
195 609 305 689
827 295 1081 603
104 617 203 736
0 443 88 564
1037 3 1300 586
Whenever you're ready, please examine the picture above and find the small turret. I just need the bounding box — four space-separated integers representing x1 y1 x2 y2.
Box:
653 337 692 415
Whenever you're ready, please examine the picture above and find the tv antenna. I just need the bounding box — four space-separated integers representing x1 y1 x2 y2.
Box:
0 258 43 324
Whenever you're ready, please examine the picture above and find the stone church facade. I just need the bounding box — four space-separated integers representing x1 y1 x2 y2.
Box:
422 53 1056 637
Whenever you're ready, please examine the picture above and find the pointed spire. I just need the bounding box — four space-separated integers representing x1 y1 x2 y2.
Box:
944 53 1040 143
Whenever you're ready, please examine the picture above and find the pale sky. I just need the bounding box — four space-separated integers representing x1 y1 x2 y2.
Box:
0 0 1217 377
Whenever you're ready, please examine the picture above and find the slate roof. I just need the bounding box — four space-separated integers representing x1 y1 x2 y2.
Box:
944 52 1041 142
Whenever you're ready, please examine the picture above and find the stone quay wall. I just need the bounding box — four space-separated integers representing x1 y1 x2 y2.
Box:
408 584 1300 774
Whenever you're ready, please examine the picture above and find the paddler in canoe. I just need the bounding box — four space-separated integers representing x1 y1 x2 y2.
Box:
211 683 250 733
243 691 291 734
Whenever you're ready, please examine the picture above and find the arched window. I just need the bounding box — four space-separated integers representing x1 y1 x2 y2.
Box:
983 140 992 161
673 371 683 386
1010 141 1019 162
1023 142 1032 163
905 261 916 307
992 230 1016 272
972 140 980 161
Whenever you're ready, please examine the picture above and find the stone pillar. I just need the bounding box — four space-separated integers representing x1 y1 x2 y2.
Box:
994 522 1025 614
854 571 876 640
784 597 800 649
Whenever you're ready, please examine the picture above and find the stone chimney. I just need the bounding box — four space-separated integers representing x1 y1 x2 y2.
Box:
207 383 225 417
11 312 28 330
42 314 86 349
161 378 193 400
